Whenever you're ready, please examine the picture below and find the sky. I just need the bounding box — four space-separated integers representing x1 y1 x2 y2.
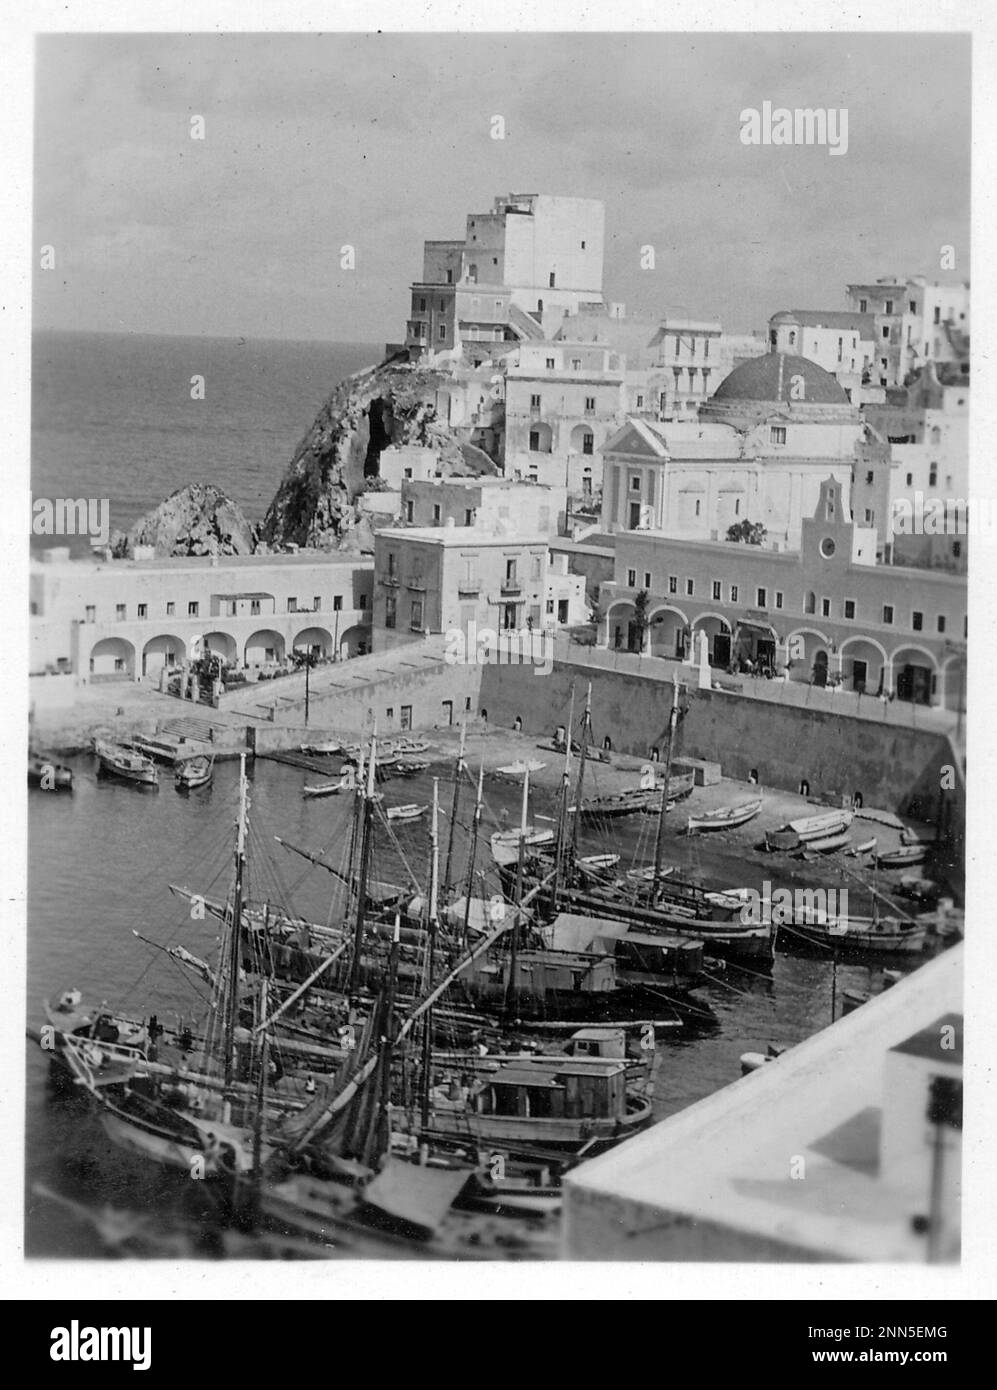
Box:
32 31 971 342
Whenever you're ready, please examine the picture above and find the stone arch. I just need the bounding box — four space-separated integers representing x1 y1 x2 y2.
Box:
891 644 940 706
603 599 636 650
839 636 888 695
691 612 732 667
529 421 553 454
89 636 135 682
338 624 370 659
245 629 286 667
647 604 688 659
141 634 186 678
940 652 966 712
570 423 596 454
202 631 238 664
784 628 832 684
293 626 334 660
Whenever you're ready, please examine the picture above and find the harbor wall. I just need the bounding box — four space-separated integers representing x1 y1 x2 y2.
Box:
478 660 962 831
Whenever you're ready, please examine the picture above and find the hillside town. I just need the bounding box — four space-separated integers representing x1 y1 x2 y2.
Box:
28 190 967 1267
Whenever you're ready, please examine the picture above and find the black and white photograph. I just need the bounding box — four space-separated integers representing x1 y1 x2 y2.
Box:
6 3 993 1314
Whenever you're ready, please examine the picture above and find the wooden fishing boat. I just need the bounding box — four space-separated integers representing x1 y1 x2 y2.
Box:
386 803 427 823
28 755 73 791
93 738 158 787
798 828 853 855
686 798 762 833
490 764 555 867
576 853 621 884
303 778 352 799
572 786 657 819
393 739 430 756
847 837 878 856
782 914 929 955
877 844 929 868
415 1054 652 1154
392 759 430 777
174 754 214 791
789 809 854 841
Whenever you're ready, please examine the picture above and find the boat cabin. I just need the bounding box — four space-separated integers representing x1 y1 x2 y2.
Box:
473 1057 629 1121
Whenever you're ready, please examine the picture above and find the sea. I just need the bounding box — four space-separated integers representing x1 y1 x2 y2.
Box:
25 332 925 1259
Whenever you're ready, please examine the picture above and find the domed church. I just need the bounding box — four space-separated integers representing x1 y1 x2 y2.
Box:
600 352 864 550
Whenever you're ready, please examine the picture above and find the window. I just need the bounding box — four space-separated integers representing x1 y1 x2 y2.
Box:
385 595 397 629
756 588 767 609
433 504 442 525
531 553 542 580
85 604 96 623
866 471 874 485
410 599 423 629
859 298 867 312
712 580 722 601
580 240 586 249
953 541 962 558
506 558 518 584
882 326 891 340
821 598 831 618
644 572 652 589
400 705 412 731
438 325 446 340
333 595 342 611
883 605 894 625
582 432 594 455
582 472 592 496
313 596 321 611
627 568 637 588
636 395 644 409
730 584 739 603
770 426 786 445
694 500 701 517
405 501 414 523
419 297 426 312
585 396 596 411
464 509 474 526
630 475 641 492
912 611 923 632
545 357 555 369
549 272 556 288
188 601 199 617
805 591 816 614
136 603 147 619
386 707 394 720
775 591 784 610
864 509 873 525
884 299 894 315
906 473 913 487
929 465 938 487
546 599 554 615
685 579 694 597
529 430 541 451
287 597 297 613
668 576 677 595
116 603 126 620
937 615 946 634
530 393 541 408
909 300 917 314
844 599 856 619
933 305 941 325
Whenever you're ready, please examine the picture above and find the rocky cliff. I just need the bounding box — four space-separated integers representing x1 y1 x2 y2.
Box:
110 483 256 558
257 359 482 552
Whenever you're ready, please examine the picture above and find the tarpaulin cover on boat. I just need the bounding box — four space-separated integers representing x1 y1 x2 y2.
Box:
361 1157 470 1235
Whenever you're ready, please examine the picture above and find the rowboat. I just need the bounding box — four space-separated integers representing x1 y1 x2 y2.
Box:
877 844 928 868
798 828 852 855
576 853 621 884
303 779 351 799
299 740 342 756
393 739 430 756
846 837 878 856
28 756 74 791
490 764 556 867
686 798 762 833
788 809 854 841
93 738 159 787
174 754 214 791
393 759 430 776
386 803 427 823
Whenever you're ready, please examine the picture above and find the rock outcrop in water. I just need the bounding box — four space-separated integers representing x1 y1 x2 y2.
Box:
110 483 256 558
257 359 490 553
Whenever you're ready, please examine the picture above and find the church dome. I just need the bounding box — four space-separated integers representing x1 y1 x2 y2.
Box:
712 352 849 406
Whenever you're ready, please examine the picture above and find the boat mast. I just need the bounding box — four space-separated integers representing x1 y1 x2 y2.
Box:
552 686 576 906
461 763 484 948
442 720 466 899
419 778 440 1130
505 828 527 1014
570 683 592 862
223 755 249 1099
653 679 681 896
347 730 377 999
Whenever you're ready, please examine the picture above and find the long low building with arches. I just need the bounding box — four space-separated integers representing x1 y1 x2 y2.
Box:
30 548 374 683
599 477 966 711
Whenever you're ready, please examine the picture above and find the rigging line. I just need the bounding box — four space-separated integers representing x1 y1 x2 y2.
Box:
716 955 781 984
373 806 423 896
698 965 757 998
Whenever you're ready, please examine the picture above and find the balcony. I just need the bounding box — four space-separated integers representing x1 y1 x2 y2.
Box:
500 581 522 596
380 574 400 587
406 577 426 591
458 579 481 596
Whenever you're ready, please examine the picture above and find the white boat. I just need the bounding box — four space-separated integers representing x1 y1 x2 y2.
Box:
846 837 878 856
686 798 762 833
877 844 929 868
489 765 555 867
93 738 159 787
174 754 214 791
788 809 854 841
299 740 342 756
799 828 853 855
497 759 547 775
386 803 427 822
303 778 352 799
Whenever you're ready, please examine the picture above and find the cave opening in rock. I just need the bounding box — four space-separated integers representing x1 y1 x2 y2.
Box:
364 397 393 477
